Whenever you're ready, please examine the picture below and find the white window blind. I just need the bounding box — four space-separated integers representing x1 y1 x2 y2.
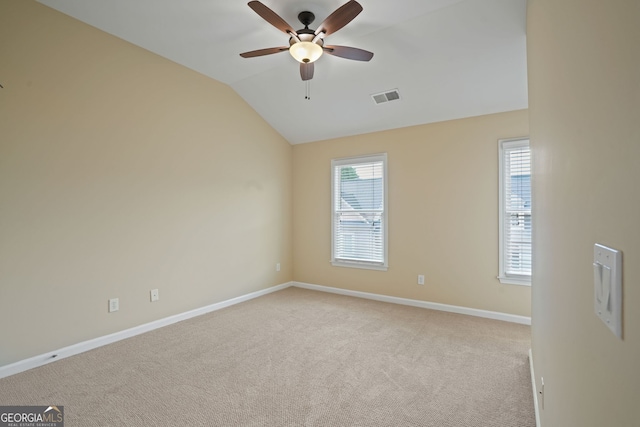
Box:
331 154 388 270
499 139 531 285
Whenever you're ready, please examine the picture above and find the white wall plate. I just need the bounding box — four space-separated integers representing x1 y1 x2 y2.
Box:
593 244 622 338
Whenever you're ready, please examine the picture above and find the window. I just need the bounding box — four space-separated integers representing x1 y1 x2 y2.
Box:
331 154 388 270
499 138 531 285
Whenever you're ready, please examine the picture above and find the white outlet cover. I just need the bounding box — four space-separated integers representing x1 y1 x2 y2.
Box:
109 298 119 313
593 244 622 338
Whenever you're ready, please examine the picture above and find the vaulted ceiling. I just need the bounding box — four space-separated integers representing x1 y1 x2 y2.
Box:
37 0 528 144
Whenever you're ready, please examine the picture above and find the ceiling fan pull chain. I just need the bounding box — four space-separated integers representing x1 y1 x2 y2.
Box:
305 81 311 100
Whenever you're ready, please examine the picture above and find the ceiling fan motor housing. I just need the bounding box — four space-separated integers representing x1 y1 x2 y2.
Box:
289 32 323 46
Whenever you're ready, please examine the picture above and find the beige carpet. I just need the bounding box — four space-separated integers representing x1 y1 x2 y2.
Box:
0 287 535 426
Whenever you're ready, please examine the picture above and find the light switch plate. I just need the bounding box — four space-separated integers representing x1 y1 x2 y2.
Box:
108 298 119 313
593 244 622 338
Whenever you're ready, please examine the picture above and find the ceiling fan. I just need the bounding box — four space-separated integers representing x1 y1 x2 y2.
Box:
239 0 374 83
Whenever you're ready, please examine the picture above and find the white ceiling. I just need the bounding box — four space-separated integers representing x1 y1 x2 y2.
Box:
36 0 528 144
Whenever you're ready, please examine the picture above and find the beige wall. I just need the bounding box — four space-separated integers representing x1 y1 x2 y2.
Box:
293 110 531 317
528 0 640 426
0 1 293 367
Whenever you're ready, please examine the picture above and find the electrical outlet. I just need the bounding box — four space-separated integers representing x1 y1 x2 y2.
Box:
417 275 425 285
276 263 280 272
108 298 119 313
150 289 159 302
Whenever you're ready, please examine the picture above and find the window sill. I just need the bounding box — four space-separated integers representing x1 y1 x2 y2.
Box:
498 275 531 286
331 260 388 271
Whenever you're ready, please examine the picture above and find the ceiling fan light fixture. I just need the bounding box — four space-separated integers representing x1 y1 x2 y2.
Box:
289 41 323 63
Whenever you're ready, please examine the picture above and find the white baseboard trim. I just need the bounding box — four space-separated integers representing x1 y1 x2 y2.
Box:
529 349 541 427
0 282 293 379
293 281 532 325
2 281 531 379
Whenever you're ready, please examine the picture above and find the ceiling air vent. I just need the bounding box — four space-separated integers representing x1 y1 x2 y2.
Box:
371 89 401 105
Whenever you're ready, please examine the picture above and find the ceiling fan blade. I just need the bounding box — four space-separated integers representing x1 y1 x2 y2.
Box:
248 1 296 35
315 0 363 36
324 45 373 61
240 47 289 58
300 62 314 81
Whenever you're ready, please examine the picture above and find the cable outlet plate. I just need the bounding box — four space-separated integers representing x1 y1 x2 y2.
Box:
150 289 159 302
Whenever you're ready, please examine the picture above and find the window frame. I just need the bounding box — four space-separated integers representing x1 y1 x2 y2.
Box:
331 153 388 271
498 137 532 286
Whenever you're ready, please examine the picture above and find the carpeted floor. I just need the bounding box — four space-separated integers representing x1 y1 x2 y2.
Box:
0 287 535 426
